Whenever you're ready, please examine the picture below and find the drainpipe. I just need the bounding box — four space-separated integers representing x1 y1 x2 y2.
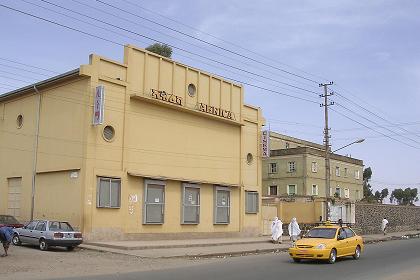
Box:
30 85 42 221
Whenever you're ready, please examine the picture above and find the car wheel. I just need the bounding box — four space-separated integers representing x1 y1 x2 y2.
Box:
353 245 361 260
12 234 21 246
67 246 75 251
293 258 301 263
328 249 337 264
39 239 49 251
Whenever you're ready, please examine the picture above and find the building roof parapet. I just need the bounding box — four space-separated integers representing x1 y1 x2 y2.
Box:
270 147 363 166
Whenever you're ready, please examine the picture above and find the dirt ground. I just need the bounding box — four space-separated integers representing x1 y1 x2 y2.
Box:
0 245 216 280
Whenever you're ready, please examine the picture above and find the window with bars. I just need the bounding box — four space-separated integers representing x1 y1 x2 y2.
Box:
344 168 348 177
245 191 259 214
144 180 165 224
97 177 121 208
335 187 341 197
355 170 360 179
311 162 318 173
269 163 278 173
288 161 296 172
269 185 278 196
312 184 318 196
214 187 230 224
182 184 200 224
336 166 340 177
287 184 297 195
344 188 350 198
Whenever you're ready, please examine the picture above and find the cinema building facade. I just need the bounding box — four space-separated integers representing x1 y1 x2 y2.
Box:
0 45 264 240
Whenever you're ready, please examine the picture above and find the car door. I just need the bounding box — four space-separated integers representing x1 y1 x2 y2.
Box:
19 220 38 244
344 228 358 255
336 228 348 256
32 220 47 244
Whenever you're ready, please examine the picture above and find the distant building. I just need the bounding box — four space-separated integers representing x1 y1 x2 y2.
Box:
262 131 363 224
0 45 264 240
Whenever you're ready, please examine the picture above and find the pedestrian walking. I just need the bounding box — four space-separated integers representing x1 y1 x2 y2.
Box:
271 217 283 244
0 226 14 257
288 217 301 246
381 218 389 235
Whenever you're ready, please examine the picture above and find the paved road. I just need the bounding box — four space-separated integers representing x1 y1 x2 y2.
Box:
59 238 420 280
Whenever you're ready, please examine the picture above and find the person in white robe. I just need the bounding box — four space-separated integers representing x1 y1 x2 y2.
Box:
288 217 301 245
381 218 389 235
271 217 283 243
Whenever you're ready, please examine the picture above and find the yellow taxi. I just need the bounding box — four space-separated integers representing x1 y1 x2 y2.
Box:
288 223 364 264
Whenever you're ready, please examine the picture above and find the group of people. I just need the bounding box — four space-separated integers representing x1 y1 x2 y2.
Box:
271 216 390 243
270 217 301 244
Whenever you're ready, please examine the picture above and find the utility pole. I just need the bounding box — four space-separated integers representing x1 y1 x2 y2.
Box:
320 82 334 221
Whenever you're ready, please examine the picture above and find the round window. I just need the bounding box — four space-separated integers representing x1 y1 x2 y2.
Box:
103 125 115 141
16 114 24 128
187 83 196 97
246 153 253 164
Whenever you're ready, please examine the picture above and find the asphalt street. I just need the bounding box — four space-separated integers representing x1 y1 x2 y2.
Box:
59 238 420 280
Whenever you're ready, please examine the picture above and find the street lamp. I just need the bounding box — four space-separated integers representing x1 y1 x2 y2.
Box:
332 139 365 153
325 138 365 221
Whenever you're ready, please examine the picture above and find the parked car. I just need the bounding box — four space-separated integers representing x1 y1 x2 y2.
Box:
288 223 364 264
0 215 24 228
12 220 83 251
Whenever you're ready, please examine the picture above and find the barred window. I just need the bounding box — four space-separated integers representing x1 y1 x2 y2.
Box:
288 161 296 172
214 187 230 224
97 177 121 208
245 191 259 214
269 163 277 173
182 184 200 224
144 180 165 224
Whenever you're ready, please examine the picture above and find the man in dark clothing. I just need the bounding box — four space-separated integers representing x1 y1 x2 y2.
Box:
0 226 14 257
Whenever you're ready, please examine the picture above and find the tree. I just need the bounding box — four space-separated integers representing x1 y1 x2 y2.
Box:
145 43 172 58
362 167 375 202
374 188 389 203
390 187 418 205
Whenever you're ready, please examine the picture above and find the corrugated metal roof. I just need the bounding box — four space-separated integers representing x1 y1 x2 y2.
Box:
0 69 80 102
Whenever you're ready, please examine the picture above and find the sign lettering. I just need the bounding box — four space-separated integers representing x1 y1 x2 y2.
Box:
150 89 183 106
262 130 270 157
197 103 235 120
93 85 105 125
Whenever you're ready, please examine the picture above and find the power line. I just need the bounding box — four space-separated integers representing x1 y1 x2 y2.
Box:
0 4 320 104
120 0 330 84
94 0 319 84
34 0 320 96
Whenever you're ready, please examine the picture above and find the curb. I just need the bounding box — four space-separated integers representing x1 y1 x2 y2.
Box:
84 240 271 251
80 232 420 259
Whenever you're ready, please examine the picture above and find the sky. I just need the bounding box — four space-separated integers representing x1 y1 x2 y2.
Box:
1 0 419 203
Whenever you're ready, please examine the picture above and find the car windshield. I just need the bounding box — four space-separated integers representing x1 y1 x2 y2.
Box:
0 215 19 224
48 221 74 231
306 228 337 239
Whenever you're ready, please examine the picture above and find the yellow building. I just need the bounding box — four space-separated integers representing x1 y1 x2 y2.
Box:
0 45 264 240
262 132 363 225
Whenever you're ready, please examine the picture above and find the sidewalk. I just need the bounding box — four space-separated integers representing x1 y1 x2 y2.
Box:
80 230 420 259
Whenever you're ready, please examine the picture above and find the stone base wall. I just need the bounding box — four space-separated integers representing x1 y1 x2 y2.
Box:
355 203 420 234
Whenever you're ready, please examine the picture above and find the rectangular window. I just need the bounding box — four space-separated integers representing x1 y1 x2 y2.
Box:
214 187 230 224
335 187 341 197
269 185 278 196
288 161 296 172
97 177 121 208
287 184 296 195
182 184 200 224
269 163 277 173
356 190 360 200
245 191 259 214
344 188 350 199
335 166 340 177
344 168 348 177
355 170 360 179
312 184 318 196
311 162 318 173
144 180 165 224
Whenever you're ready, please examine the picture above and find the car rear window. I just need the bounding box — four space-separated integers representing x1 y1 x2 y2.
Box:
48 221 74 231
306 228 337 239
0 215 18 224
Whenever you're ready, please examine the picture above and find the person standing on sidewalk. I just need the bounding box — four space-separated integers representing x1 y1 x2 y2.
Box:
271 217 283 244
381 218 389 235
288 217 301 246
0 226 14 257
